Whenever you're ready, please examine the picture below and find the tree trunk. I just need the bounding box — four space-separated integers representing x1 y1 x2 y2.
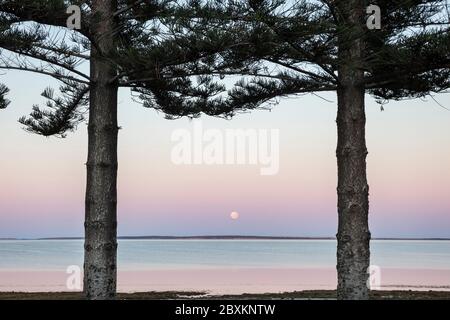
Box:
84 0 119 300
335 0 371 300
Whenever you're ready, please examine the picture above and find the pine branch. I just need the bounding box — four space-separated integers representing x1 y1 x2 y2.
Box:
0 66 90 84
18 82 89 137
0 82 9 109
0 0 91 36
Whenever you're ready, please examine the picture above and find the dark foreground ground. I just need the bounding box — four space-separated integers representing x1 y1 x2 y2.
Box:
1 290 450 300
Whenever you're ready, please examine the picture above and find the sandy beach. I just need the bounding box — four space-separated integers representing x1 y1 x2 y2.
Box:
1 267 449 294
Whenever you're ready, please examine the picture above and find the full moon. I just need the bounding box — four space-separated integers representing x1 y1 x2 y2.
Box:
230 211 240 220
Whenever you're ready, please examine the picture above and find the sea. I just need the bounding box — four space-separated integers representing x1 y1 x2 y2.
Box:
0 239 449 293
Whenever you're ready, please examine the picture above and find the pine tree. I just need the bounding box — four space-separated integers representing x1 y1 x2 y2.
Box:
0 0 249 299
3 0 449 301
175 0 450 299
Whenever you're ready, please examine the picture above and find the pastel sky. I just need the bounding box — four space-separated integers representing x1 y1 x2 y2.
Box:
1 70 450 238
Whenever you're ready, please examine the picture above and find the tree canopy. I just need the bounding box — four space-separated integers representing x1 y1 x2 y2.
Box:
0 0 255 134
161 0 450 110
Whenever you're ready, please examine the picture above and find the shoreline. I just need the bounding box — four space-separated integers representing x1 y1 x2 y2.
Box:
1 290 450 300
1 268 449 294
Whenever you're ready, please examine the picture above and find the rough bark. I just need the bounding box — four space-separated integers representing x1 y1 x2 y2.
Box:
83 0 119 300
335 0 371 300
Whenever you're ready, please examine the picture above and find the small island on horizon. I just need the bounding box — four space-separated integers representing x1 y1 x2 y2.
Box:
1 235 450 241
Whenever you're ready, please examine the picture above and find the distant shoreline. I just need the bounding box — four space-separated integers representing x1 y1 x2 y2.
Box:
1 235 450 241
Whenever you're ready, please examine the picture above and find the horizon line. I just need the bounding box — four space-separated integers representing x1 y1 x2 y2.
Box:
2 235 450 241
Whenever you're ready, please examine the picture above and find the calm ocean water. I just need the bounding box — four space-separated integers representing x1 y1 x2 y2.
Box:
1 239 450 271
